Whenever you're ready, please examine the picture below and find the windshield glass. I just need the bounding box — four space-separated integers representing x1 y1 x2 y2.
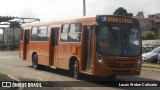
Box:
152 46 160 53
96 25 141 56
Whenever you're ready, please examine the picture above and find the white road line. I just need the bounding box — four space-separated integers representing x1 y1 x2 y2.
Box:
0 56 19 60
7 56 19 59
7 74 20 81
0 56 11 59
0 64 35 73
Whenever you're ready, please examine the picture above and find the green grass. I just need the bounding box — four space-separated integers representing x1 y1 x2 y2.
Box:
142 62 160 71
142 66 160 71
143 61 159 64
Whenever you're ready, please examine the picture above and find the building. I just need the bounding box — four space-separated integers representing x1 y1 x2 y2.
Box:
136 11 144 18
1 26 21 49
134 12 153 31
0 16 40 50
148 13 160 26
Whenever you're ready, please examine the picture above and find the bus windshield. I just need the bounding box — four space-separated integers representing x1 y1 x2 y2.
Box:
96 25 141 56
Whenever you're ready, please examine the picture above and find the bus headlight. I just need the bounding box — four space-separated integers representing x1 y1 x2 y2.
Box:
136 57 142 71
96 52 104 64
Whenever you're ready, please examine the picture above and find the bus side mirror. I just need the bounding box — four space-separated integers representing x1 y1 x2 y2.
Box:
95 26 99 35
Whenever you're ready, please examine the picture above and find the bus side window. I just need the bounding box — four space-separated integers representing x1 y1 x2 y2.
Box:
31 27 38 41
68 23 82 42
38 26 48 41
60 24 69 42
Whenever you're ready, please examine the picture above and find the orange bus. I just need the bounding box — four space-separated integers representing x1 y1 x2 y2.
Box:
19 15 142 78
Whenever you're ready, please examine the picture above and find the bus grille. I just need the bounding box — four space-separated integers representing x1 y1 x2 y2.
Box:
107 63 135 68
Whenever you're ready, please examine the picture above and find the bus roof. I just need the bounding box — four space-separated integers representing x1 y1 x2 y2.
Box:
21 15 139 27
21 16 96 27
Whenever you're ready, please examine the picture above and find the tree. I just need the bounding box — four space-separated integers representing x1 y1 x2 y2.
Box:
127 13 133 17
150 25 160 39
113 7 128 16
142 32 155 40
157 28 160 39
113 7 133 17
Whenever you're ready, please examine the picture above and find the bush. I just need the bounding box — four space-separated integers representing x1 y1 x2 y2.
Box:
142 32 155 40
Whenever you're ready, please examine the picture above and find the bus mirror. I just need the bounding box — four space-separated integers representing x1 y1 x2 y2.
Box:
95 26 99 35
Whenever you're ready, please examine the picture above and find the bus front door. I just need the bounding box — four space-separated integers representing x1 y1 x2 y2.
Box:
50 28 59 66
83 25 94 72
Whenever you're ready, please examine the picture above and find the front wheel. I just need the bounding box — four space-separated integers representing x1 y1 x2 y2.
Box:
70 60 79 79
32 54 39 69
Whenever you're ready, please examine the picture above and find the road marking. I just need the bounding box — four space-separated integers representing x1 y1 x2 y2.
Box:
0 56 11 59
0 64 35 73
7 74 20 81
7 56 19 59
0 56 19 59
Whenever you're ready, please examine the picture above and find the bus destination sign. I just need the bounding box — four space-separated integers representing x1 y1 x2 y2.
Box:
97 16 132 24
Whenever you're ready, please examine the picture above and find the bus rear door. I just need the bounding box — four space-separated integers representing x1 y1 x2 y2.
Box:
22 29 30 60
50 27 59 66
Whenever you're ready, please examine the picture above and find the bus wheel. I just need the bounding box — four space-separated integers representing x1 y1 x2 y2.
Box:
32 54 39 69
70 60 79 79
73 60 79 79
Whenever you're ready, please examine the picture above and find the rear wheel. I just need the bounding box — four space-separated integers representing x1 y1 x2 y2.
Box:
32 54 39 69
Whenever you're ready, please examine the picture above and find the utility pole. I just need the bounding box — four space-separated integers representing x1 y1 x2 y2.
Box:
2 28 4 50
12 26 14 51
83 0 86 16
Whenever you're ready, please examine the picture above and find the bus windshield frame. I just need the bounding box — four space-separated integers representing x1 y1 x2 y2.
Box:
96 24 141 57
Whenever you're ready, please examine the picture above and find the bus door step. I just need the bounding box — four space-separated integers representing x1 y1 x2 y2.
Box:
50 66 57 69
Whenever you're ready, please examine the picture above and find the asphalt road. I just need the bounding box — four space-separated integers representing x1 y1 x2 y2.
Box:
0 51 160 90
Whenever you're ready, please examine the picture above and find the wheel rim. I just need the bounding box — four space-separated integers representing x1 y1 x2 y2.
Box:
32 55 37 68
73 61 78 78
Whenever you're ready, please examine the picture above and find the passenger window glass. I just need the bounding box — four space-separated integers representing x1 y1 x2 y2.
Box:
60 33 68 42
62 24 69 33
47 27 51 37
70 23 81 33
38 26 48 41
38 29 47 41
32 27 38 34
68 33 81 42
60 24 69 42
68 23 82 42
31 27 38 41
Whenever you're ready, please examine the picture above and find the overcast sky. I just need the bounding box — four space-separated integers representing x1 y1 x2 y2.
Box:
0 0 160 22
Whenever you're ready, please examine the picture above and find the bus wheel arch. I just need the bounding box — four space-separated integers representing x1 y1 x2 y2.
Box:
32 52 39 69
69 56 79 79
